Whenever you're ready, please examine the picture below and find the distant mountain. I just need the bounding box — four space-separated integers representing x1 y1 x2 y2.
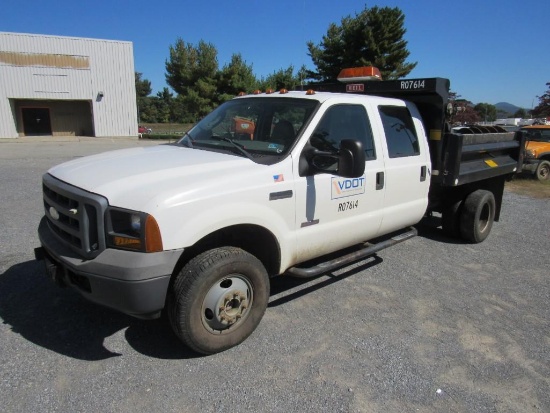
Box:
495 102 522 115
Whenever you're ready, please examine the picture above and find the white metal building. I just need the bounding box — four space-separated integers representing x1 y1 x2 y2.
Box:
0 32 138 138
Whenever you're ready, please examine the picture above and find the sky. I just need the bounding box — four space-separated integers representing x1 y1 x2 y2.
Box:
2 0 549 109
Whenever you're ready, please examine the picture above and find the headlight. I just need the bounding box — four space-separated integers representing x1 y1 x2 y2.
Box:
525 149 535 158
106 207 163 252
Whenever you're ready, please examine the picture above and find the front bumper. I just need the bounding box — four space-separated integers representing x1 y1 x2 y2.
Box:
36 217 183 319
521 158 539 173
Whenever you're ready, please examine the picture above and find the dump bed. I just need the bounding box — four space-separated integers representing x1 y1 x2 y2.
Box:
439 125 523 187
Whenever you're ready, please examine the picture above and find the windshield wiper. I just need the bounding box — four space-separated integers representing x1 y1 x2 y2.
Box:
209 136 255 160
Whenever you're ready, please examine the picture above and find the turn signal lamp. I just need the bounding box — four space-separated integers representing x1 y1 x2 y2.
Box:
337 66 382 82
144 215 163 252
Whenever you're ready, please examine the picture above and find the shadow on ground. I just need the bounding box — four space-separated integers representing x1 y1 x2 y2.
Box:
0 260 196 360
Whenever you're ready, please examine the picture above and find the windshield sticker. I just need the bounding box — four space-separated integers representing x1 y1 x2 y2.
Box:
331 176 365 199
273 174 284 182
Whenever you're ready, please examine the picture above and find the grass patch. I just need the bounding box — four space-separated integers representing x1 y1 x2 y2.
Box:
140 123 192 135
506 175 550 198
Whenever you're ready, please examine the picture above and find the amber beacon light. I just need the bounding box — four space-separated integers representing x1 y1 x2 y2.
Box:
337 66 382 82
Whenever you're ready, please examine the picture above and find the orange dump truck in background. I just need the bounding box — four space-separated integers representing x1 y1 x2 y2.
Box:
521 125 550 181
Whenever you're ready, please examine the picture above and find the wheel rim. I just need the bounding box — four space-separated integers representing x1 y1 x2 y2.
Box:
540 165 550 179
478 202 491 233
201 275 253 333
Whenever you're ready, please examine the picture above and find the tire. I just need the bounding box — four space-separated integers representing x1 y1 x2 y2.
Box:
441 199 463 238
459 190 496 243
167 247 269 354
535 160 550 181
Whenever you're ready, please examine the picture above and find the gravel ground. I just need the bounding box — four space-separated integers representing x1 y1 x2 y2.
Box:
0 138 548 412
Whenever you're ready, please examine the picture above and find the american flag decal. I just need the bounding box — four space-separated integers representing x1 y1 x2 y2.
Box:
273 174 284 182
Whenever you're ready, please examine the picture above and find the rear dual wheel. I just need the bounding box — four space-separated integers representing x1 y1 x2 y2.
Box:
459 190 495 243
168 247 269 355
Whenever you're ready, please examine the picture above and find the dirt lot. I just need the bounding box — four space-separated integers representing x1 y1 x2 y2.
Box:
0 138 548 412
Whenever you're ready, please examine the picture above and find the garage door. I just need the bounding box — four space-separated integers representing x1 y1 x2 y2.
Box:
22 107 52 136
15 100 94 137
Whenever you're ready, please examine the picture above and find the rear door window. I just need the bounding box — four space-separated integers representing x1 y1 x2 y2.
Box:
378 106 419 158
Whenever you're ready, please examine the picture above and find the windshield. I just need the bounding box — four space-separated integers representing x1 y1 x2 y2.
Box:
178 97 318 162
522 128 550 142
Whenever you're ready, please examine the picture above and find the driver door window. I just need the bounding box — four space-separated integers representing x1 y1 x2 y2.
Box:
310 104 376 160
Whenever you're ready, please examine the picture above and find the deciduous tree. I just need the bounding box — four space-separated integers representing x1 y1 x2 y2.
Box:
513 108 527 118
474 103 497 122
449 93 480 124
532 82 550 117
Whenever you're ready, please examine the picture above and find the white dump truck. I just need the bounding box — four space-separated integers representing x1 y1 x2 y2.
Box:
35 67 523 354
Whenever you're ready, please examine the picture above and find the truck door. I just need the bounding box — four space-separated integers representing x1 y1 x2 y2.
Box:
294 103 385 264
374 103 431 234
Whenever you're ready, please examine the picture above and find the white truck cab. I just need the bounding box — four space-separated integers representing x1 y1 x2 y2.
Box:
35 68 523 354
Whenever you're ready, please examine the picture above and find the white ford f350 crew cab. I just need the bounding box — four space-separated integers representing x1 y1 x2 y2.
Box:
35 67 524 354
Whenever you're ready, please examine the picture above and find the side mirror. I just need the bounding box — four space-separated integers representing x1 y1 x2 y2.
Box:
337 139 365 178
299 139 365 178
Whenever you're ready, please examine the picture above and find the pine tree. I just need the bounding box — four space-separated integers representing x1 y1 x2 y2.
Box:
307 6 417 81
217 54 258 103
165 38 219 120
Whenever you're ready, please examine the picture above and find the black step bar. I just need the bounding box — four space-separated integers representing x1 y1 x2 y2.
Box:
286 227 417 278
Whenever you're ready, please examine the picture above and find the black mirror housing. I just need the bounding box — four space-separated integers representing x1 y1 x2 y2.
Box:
299 139 365 178
337 139 365 178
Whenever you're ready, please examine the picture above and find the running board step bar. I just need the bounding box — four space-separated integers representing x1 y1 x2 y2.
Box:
286 227 418 278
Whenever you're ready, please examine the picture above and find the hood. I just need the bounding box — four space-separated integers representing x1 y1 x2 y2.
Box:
48 144 265 209
525 140 550 156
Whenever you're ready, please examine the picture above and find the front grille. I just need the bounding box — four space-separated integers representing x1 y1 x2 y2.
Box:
42 174 109 259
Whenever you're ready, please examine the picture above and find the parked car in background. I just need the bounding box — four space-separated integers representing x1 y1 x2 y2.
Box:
521 125 550 181
138 125 152 137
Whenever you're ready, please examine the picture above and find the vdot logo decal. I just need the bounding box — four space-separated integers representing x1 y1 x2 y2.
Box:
331 176 366 199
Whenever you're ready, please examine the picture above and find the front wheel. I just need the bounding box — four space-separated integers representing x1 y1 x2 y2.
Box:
535 160 550 181
168 247 269 355
460 190 496 243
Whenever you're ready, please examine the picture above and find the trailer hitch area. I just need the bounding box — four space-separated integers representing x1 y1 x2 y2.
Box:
286 227 417 278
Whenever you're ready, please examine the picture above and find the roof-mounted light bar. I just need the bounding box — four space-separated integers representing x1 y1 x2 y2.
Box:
337 66 382 83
